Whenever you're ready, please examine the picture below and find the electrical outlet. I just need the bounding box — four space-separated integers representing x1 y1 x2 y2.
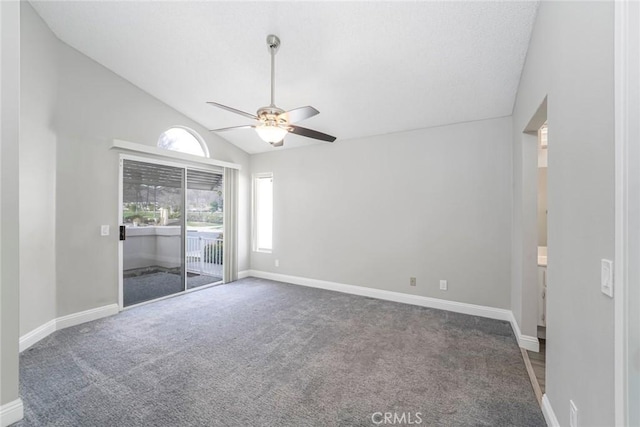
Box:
569 400 578 427
410 277 416 286
275 259 280 267
440 280 447 291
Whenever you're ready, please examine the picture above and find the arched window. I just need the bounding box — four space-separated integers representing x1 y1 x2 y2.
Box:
157 127 209 157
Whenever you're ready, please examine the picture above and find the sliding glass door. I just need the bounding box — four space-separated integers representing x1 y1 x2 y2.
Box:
121 160 185 307
120 158 224 308
186 169 224 289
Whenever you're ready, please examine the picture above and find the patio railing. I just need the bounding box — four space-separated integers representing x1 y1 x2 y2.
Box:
186 235 223 278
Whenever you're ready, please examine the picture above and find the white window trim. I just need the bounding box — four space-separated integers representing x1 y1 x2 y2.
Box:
111 139 240 170
252 172 273 253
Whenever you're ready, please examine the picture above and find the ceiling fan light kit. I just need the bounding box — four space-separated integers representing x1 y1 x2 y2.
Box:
256 123 288 144
208 35 336 148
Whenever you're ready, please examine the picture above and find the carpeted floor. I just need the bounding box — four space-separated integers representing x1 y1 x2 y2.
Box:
16 278 545 426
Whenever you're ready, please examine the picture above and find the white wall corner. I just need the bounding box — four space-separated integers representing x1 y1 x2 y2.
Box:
614 2 635 426
0 398 24 427
237 270 250 279
19 304 119 352
510 312 540 352
541 394 560 427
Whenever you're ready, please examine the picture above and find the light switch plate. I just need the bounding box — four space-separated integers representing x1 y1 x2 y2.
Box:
100 225 110 236
601 259 613 298
439 280 447 291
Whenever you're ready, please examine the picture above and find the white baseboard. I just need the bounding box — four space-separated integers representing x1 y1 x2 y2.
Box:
19 319 56 353
509 313 540 352
0 399 24 427
56 304 119 330
237 269 250 279
541 394 560 427
20 303 119 352
247 270 538 351
247 269 514 321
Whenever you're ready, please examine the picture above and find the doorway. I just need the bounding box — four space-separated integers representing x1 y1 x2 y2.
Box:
518 98 548 405
119 156 224 308
527 121 548 396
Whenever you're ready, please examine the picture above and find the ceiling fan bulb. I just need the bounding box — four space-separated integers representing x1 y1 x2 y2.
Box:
255 125 288 144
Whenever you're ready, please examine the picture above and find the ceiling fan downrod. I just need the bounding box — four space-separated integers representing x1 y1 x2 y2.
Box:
266 34 280 108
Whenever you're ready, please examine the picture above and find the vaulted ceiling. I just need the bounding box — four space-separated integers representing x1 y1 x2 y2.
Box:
31 1 539 154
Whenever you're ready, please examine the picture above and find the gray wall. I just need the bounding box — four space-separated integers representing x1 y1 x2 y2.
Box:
0 0 21 409
19 2 251 325
512 2 615 425
251 117 513 309
19 1 57 336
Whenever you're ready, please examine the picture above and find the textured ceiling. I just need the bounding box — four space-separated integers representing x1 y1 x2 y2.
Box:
31 1 539 154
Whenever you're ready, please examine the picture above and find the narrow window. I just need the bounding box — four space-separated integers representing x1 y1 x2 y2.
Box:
253 173 273 252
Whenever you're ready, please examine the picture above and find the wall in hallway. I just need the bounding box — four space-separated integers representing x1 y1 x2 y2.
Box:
512 2 615 425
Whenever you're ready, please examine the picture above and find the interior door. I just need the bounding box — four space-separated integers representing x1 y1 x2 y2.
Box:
121 159 185 307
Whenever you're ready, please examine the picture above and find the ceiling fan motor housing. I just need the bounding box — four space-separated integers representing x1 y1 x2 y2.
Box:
257 106 287 127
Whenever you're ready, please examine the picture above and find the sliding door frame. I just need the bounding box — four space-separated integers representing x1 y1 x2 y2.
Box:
184 165 227 288
118 153 226 311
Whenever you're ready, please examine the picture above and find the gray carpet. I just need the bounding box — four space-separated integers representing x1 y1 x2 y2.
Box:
16 278 545 426
124 272 221 306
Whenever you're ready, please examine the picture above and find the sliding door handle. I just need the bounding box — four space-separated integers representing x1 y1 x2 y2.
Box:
119 225 126 241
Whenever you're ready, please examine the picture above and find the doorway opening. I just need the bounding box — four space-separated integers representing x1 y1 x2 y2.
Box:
518 97 548 406
120 157 224 308
527 121 548 396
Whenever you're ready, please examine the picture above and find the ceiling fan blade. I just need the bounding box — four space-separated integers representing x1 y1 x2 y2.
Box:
209 125 255 132
271 140 284 147
288 125 336 143
279 106 319 124
207 102 257 120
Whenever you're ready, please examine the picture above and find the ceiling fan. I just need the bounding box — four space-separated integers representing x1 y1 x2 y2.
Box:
207 35 336 148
